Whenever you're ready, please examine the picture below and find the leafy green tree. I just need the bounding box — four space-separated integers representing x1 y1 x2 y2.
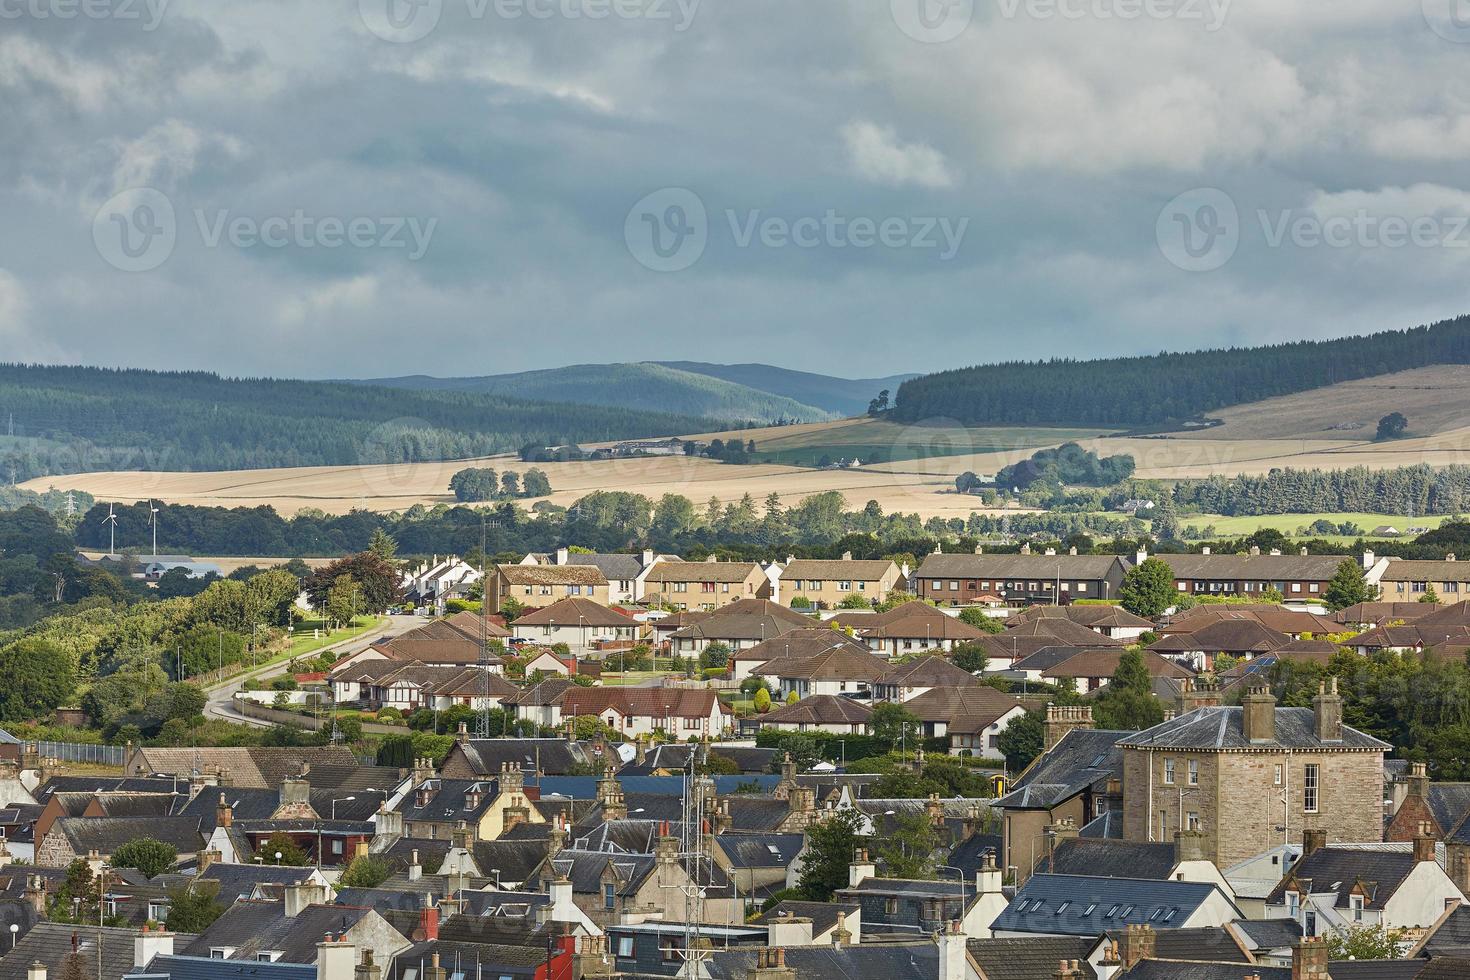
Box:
958 607 1004 633
796 807 865 901
338 855 392 888
261 831 310 866
1421 585 1441 604
326 574 362 627
753 688 772 714
522 469 552 497
111 838 178 878
1376 412 1408 441
1324 559 1377 611
164 882 225 932
1325 924 1407 959
951 641 990 674
0 637 76 722
1118 558 1176 618
368 528 398 561
874 811 941 879
1092 650 1165 731
871 702 921 747
785 690 799 705
997 710 1045 772
700 642 731 670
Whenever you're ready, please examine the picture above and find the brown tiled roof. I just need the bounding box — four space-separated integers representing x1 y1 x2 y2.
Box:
1005 616 1125 646
1009 605 1153 630
1353 623 1470 649
1041 649 1194 680
560 687 729 720
1414 600 1470 627
1157 553 1344 581
128 746 365 790
781 559 897 581
902 686 1024 733
1150 619 1291 654
914 553 1128 580
856 603 992 640
1333 602 1430 625
372 636 497 665
759 695 873 726
730 627 872 662
669 600 811 641
880 655 982 688
752 645 891 682
511 596 634 627
496 564 608 586
440 609 511 638
1377 559 1470 582
645 561 763 584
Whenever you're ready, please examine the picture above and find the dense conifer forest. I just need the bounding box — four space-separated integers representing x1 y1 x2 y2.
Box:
892 316 1470 426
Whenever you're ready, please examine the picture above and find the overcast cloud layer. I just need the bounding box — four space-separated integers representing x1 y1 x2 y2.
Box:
4 0 1470 379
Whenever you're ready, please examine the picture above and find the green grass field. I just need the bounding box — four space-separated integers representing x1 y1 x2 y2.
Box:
750 419 1114 467
1177 512 1453 541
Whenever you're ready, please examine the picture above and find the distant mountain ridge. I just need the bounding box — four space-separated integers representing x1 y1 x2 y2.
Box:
352 361 917 423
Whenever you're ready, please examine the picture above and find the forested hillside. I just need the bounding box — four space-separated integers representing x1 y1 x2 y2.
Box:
893 315 1470 426
0 365 713 481
353 362 833 423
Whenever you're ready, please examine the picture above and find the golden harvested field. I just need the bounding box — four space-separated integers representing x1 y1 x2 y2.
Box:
26 368 1470 518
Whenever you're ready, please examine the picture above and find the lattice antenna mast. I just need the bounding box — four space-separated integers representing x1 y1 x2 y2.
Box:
477 515 494 739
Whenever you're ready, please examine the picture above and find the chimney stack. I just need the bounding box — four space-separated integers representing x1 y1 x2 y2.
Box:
1414 822 1438 863
1043 705 1094 752
849 848 875 888
1312 677 1342 742
316 934 357 980
133 924 175 969
1291 937 1330 980
1241 686 1276 743
1302 828 1327 856
746 948 796 980
1121 924 1156 968
1173 830 1206 864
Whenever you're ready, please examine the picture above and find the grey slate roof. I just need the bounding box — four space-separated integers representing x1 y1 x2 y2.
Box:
702 944 939 980
1124 963 1287 980
56 815 203 856
996 728 1127 811
1264 845 1424 909
386 940 549 980
1104 926 1249 962
966 936 1096 980
181 900 375 962
447 738 603 776
751 900 859 937
0 924 197 980
915 553 1128 580
990 874 1234 937
1038 838 1178 879
716 832 804 869
126 954 315 980
1119 706 1391 751
1229 916 1302 950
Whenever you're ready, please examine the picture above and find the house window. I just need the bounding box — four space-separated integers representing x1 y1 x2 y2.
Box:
1291 583 1302 593
1187 759 1198 786
616 938 634 958
1304 764 1319 813
1274 764 1283 786
331 839 344 855
1186 812 1200 831
949 581 959 591
1309 583 1319 593
603 883 616 909
673 582 688 593
1412 581 1428 594
1350 895 1363 922
884 897 899 915
1448 582 1461 593
659 935 683 962
1163 758 1175 784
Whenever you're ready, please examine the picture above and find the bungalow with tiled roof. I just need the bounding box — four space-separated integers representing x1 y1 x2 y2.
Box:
559 688 732 738
849 602 995 658
752 645 892 701
901 686 1026 758
666 599 811 655
757 695 873 735
510 596 640 654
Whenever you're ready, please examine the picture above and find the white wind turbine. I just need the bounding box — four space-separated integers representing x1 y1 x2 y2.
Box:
104 503 118 557
149 500 160 557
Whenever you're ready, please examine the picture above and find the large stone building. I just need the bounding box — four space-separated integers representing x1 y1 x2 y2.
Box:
1118 680 1388 867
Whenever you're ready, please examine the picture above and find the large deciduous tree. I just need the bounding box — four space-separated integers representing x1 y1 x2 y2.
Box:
1118 557 1176 618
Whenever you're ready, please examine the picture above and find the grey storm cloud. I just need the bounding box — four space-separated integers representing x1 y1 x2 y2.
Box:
1 0 1469 379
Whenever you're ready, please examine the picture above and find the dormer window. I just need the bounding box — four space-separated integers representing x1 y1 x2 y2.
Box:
1350 894 1364 922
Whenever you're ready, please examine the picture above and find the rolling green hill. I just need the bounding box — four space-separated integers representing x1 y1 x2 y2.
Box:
654 362 918 417
893 315 1470 427
0 364 715 481
356 362 838 423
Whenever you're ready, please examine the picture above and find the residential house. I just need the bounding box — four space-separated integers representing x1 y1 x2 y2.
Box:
532 833 741 928
911 550 1131 606
666 599 811 656
1156 549 1344 602
752 644 892 701
1118 682 1390 867
1009 604 1155 642
521 547 669 603
1263 832 1467 942
487 563 610 611
850 602 995 658
399 556 482 614
1034 648 1194 694
558 688 733 738
872 655 984 702
330 660 517 712
994 707 1126 882
35 815 204 868
510 597 640 654
775 555 905 607
438 738 607 780
1149 619 1291 670
729 627 872 682
501 679 576 729
900 686 1027 758
751 900 861 945
756 695 872 734
123 746 395 793
642 558 770 611
1371 556 1470 602
1035 833 1233 894
989 873 1241 938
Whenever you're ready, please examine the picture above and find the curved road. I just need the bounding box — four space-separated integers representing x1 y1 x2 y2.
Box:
203 614 421 727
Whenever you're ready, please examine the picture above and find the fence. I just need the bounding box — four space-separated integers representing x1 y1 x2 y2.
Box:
29 741 127 767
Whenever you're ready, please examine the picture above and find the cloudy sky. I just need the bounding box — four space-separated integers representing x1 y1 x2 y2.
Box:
4 0 1470 380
